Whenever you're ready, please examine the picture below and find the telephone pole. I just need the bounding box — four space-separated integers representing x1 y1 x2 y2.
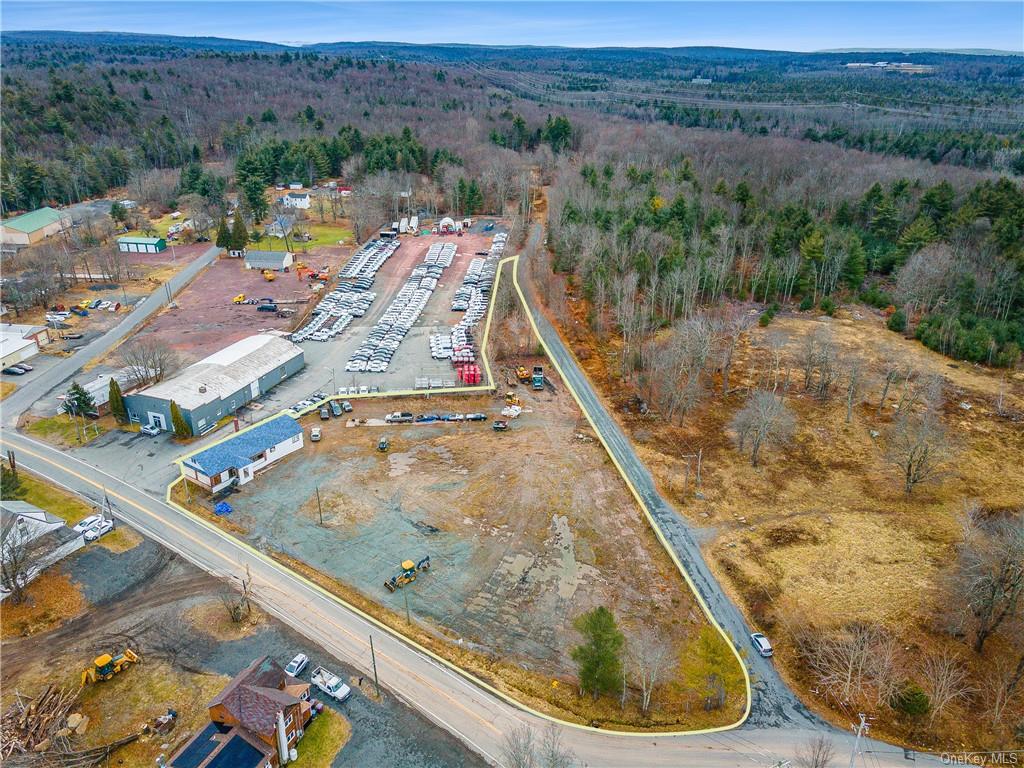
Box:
848 712 869 768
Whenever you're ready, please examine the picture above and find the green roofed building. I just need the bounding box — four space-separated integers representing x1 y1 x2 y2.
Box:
117 235 166 253
0 207 72 246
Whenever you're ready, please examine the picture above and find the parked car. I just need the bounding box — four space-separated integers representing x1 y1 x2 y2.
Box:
377 436 389 452
384 412 414 424
750 632 774 658
2 367 26 376
492 420 509 431
311 666 352 703
284 653 309 677
73 514 104 534
13 362 33 372
310 427 322 442
84 519 114 542
415 413 439 423
140 424 161 436
330 401 343 417
319 407 330 420
61 333 84 340
257 304 278 312
465 413 486 421
341 401 353 413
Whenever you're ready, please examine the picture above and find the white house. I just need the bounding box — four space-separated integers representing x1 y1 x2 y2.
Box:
180 414 304 492
279 192 311 210
0 501 85 601
288 182 303 191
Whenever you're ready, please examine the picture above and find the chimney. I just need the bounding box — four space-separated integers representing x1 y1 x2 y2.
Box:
198 384 207 393
276 710 289 765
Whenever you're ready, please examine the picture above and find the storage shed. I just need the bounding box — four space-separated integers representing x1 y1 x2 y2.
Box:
244 250 294 271
117 236 167 254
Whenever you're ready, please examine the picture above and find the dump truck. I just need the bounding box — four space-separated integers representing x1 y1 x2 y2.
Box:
532 366 545 390
311 666 352 702
384 556 431 592
515 366 531 383
82 648 140 685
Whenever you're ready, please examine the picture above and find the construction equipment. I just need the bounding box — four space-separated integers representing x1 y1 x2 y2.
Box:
504 392 522 407
515 366 531 383
232 293 246 304
262 269 276 282
532 365 545 391
384 556 431 592
81 648 140 686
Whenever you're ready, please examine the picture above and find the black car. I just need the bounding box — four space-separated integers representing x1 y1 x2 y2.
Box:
319 407 330 420
2 367 26 376
466 413 486 421
330 401 343 417
492 420 509 431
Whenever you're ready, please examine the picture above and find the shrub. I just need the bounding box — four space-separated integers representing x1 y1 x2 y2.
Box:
887 309 907 333
892 683 931 718
799 295 814 312
820 296 836 316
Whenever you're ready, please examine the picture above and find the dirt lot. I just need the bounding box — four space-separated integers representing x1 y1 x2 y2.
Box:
126 250 346 364
1 497 486 768
205 342 744 729
554 287 1024 748
298 230 503 394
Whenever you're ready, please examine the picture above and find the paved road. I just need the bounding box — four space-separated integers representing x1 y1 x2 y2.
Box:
2 245 220 425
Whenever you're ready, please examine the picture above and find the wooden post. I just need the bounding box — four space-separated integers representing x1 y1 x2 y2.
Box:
369 635 380 697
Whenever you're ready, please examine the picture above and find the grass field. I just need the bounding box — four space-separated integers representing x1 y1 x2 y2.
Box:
10 472 95 526
294 220 354 250
25 413 108 447
0 381 17 400
290 709 351 768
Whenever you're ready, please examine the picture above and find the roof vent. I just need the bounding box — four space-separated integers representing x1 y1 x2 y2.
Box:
198 384 207 393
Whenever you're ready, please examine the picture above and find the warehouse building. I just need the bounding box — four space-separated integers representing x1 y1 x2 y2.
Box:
0 207 72 246
124 334 304 435
180 414 304 492
0 324 49 368
117 235 167 253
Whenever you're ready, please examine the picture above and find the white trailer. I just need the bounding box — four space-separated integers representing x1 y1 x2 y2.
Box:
410 216 419 232
311 666 352 702
399 217 409 234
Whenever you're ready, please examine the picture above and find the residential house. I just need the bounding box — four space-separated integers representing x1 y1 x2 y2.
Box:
0 501 85 601
180 414 304 492
0 207 72 246
168 656 313 768
278 192 310 210
124 334 305 435
264 216 295 239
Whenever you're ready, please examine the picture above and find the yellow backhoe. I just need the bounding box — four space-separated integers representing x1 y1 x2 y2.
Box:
384 556 431 592
81 648 140 686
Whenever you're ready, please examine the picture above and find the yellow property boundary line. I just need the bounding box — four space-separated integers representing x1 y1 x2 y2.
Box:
168 253 751 736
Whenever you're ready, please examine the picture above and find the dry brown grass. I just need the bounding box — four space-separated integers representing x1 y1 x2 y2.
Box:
184 598 263 641
96 526 144 553
0 381 17 400
9 473 95 526
76 661 227 767
0 572 87 639
550 284 1024 748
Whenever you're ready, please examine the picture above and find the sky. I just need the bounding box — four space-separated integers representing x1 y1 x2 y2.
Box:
2 1 1021 53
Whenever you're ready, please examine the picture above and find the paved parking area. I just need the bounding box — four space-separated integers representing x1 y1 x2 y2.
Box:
295 230 504 395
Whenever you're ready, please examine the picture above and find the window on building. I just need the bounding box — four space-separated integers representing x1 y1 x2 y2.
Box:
250 452 265 462
269 446 275 453
291 435 300 444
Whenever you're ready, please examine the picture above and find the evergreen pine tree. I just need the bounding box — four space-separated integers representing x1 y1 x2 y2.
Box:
1 463 23 499
230 215 249 252
570 607 624 699
841 234 867 290
215 217 231 248
170 401 192 438
63 382 96 416
108 378 128 424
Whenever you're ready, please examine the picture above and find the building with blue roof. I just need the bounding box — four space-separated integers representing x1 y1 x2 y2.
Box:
181 414 303 492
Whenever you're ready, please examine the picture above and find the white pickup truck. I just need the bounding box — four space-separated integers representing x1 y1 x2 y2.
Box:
310 666 352 702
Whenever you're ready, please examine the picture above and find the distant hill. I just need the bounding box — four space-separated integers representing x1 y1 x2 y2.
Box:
821 47 1022 56
0 30 287 52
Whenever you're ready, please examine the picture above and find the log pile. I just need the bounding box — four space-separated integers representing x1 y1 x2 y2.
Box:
1 686 80 758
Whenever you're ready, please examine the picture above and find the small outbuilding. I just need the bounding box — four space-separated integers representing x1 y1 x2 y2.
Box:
244 250 294 271
181 414 304 492
117 236 167 254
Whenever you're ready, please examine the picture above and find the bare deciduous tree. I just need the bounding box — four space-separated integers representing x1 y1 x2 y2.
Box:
731 390 796 467
222 564 255 624
919 648 975 725
0 515 48 604
886 409 950 494
795 734 836 768
631 634 672 715
717 306 753 396
797 623 901 707
844 355 866 423
501 723 578 768
120 338 180 386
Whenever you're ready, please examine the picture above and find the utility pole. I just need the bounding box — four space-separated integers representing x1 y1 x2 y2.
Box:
404 590 410 625
369 634 380 697
315 485 323 525
848 712 869 768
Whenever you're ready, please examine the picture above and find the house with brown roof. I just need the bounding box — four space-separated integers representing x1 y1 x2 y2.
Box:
168 656 313 768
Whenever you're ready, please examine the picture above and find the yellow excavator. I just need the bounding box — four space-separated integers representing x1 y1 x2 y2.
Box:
515 366 531 383
262 270 276 282
504 392 522 407
81 648 140 686
384 556 431 592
